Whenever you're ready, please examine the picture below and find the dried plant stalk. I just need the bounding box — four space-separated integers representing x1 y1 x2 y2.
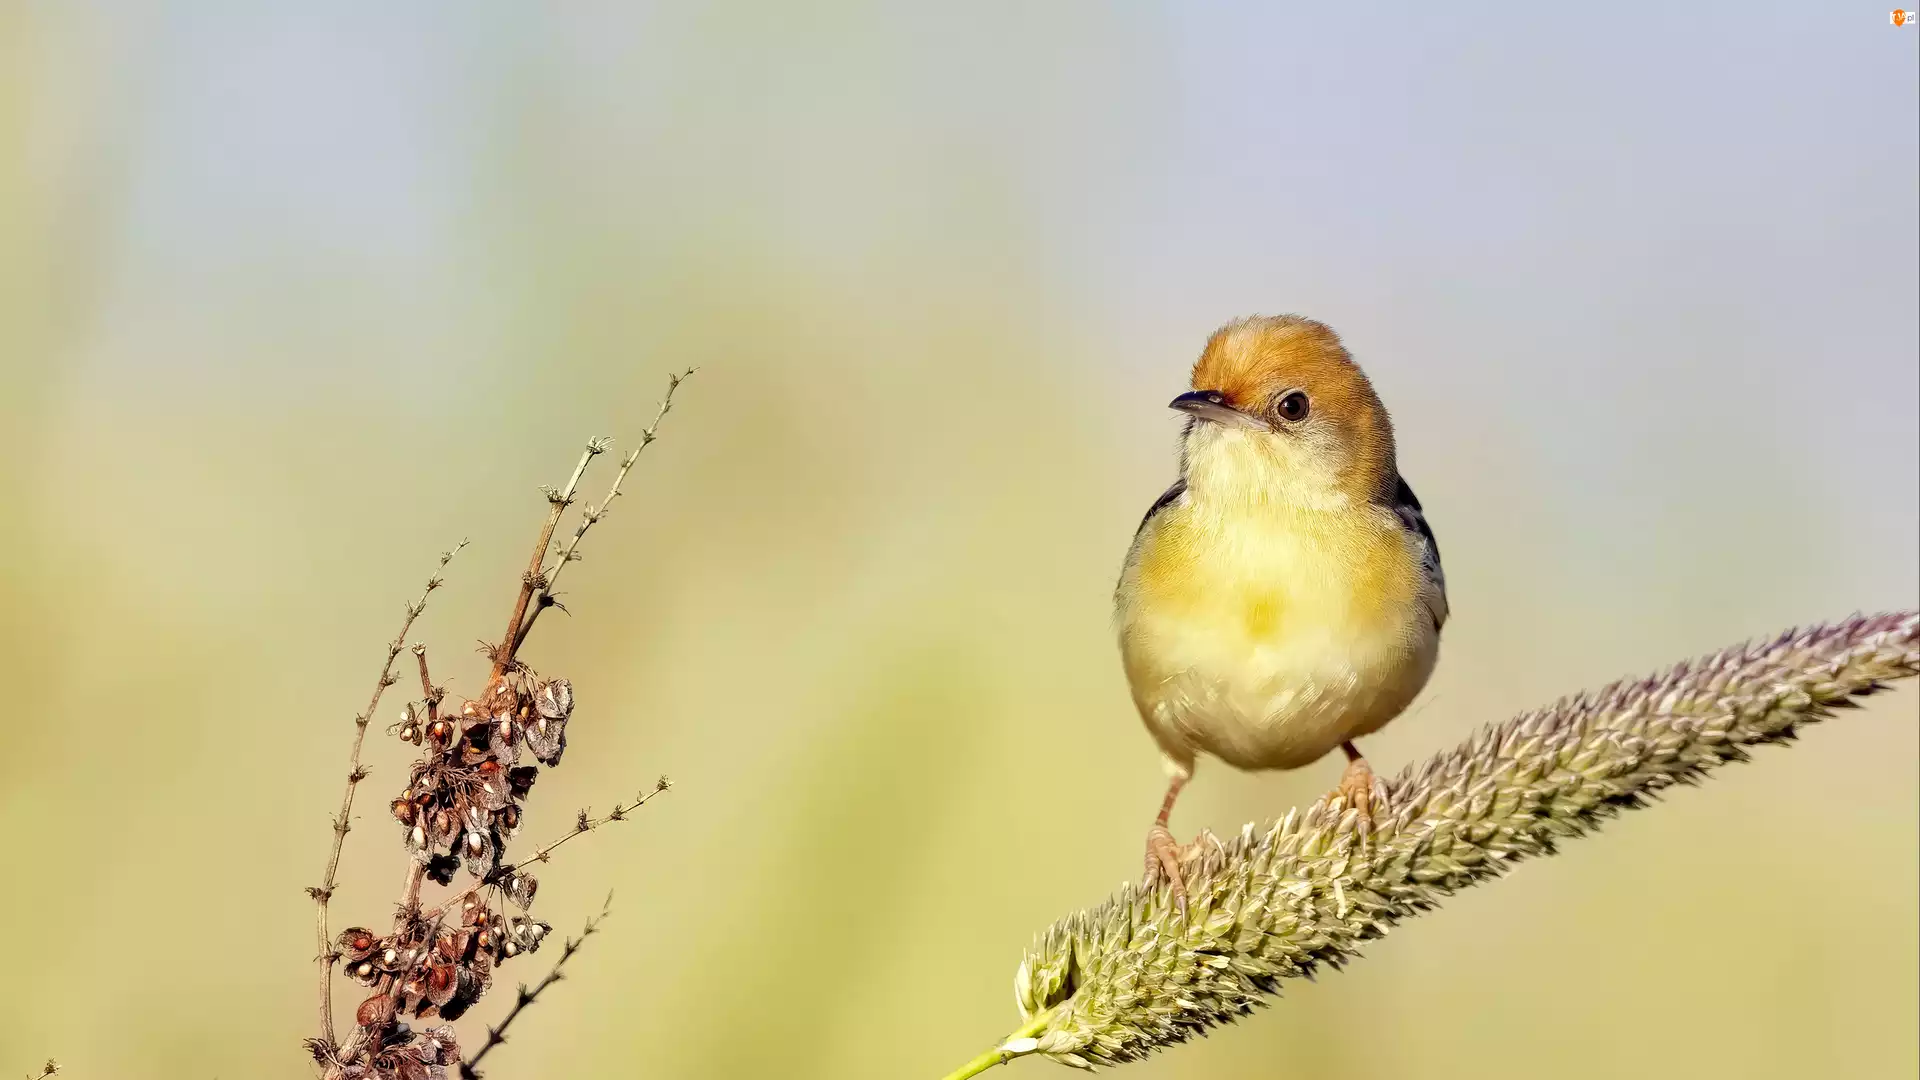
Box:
942 611 1918 1077
310 543 466 1049
459 894 615 1080
306 371 693 1080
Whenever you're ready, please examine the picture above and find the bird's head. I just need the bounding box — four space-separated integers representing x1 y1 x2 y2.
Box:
1172 315 1396 509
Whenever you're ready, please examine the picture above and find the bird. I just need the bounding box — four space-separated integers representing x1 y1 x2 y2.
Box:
1114 314 1448 907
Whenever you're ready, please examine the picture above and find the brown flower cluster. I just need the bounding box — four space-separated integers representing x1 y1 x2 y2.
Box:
318 669 571 1077
322 1016 459 1080
307 373 689 1080
390 672 571 887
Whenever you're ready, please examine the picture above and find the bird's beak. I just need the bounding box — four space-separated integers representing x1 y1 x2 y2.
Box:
1170 390 1266 430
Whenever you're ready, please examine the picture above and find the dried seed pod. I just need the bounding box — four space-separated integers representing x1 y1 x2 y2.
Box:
404 777 438 815
523 712 566 766
474 780 510 813
474 757 510 799
424 853 459 886
480 679 520 717
534 679 573 720
505 871 538 910
370 1047 429 1080
337 928 379 963
425 719 455 751
355 993 397 1029
417 1025 460 1066
459 895 489 926
437 992 473 1022
399 970 430 1013
468 943 494 982
501 916 548 956
460 828 495 876
377 943 406 972
463 801 489 833
427 808 459 847
437 964 487 1021
424 958 458 1007
391 797 419 827
506 766 538 800
489 713 520 764
496 803 522 838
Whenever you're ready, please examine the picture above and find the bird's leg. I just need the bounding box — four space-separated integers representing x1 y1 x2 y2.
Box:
1335 740 1379 837
1144 771 1191 911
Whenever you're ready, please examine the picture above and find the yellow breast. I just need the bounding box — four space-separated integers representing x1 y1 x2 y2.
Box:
1132 497 1415 650
1118 491 1435 771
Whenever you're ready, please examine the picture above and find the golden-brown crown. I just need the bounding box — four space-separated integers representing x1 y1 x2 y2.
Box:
1190 315 1397 500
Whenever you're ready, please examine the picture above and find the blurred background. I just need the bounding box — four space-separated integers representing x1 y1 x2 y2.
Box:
1 5 1915 1079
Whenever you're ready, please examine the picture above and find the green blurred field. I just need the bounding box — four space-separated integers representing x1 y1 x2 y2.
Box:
2 6 1915 1079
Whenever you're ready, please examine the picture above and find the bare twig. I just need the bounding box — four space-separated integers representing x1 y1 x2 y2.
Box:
424 778 671 923
309 542 467 1052
514 369 694 653
414 644 443 722
458 894 616 1079
490 442 608 681
28 1061 59 1080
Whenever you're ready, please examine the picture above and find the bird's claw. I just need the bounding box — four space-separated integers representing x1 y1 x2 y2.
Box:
1145 823 1189 913
1335 755 1381 842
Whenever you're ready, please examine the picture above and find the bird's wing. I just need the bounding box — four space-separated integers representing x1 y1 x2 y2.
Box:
1117 478 1188 610
1390 474 1449 631
1134 477 1188 540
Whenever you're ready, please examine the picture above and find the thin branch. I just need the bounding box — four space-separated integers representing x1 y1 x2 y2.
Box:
514 368 694 654
458 893 616 1079
309 541 467 1051
28 1062 59 1080
414 643 443 722
424 778 671 923
491 441 609 680
399 858 429 918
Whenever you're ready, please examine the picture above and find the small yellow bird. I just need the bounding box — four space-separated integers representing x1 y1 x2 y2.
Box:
1115 315 1448 904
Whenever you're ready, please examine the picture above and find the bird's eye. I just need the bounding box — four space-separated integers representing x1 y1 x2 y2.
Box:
1275 391 1311 423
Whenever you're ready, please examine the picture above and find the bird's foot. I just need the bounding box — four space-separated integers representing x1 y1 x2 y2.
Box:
1144 823 1190 913
1335 754 1380 841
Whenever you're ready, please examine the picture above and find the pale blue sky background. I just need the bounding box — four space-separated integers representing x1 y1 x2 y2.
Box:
38 4 1919 583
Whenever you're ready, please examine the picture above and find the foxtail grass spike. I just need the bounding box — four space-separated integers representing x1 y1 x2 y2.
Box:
999 612 1917 1071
